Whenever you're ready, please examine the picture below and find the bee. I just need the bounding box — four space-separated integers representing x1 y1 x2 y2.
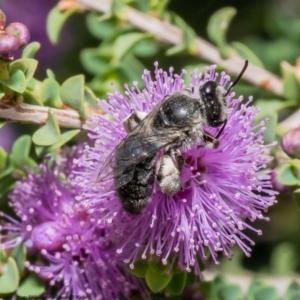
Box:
97 61 248 214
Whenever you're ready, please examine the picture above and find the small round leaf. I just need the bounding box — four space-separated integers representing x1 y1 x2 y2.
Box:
0 257 19 294
32 110 61 146
17 273 45 297
146 268 173 293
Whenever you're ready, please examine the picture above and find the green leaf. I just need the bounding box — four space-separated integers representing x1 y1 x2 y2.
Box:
263 113 277 144
0 120 6 129
207 7 236 58
80 48 108 76
270 243 298 275
145 268 173 293
32 110 61 146
133 38 159 57
113 33 153 64
41 77 61 106
218 284 242 300
84 86 97 108
186 271 198 286
0 250 8 265
10 58 38 86
11 243 27 275
0 147 7 171
166 14 197 56
0 62 9 80
292 189 300 210
60 75 86 119
11 135 32 169
256 99 295 119
281 62 300 101
110 0 125 19
17 273 45 297
285 282 300 300
287 291 300 300
278 163 300 186
0 69 26 93
165 271 187 296
248 279 265 299
126 260 149 278
231 42 264 68
148 260 170 275
253 286 277 300
22 42 41 58
46 7 78 44
0 257 19 294
35 129 80 156
0 159 14 180
210 276 228 300
23 89 43 106
86 13 116 39
46 69 56 79
290 159 300 176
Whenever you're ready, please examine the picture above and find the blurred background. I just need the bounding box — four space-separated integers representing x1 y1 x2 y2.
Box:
1 0 300 282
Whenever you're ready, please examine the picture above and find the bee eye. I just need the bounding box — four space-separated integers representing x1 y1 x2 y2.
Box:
200 81 218 98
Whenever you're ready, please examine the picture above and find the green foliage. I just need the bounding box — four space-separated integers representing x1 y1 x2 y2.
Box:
270 243 298 275
17 273 45 297
285 282 300 300
292 189 300 210
207 7 236 58
166 14 197 56
231 42 264 68
32 110 61 146
165 271 187 296
145 268 173 293
0 257 19 294
278 160 300 186
281 62 300 102
41 77 61 106
35 129 80 156
113 32 153 64
11 135 35 169
22 42 41 59
46 6 78 44
60 75 86 119
11 244 27 276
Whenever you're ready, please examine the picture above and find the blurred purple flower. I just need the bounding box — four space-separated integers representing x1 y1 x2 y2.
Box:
0 147 147 299
75 63 277 275
0 124 18 152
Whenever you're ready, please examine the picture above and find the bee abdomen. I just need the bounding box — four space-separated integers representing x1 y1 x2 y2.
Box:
116 154 156 214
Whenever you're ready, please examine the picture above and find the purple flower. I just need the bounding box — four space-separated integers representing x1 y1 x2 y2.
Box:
0 147 147 299
75 63 277 276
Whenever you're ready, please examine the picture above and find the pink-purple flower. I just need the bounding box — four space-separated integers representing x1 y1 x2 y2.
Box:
0 147 146 299
75 63 277 276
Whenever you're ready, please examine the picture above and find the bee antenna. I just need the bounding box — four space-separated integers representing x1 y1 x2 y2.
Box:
224 60 248 97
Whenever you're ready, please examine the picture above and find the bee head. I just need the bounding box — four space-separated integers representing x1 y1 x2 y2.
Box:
199 60 248 128
199 80 227 128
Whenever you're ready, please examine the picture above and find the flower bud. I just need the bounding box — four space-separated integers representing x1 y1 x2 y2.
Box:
0 9 6 30
5 22 30 47
282 127 300 159
271 168 291 193
31 222 65 251
0 32 19 60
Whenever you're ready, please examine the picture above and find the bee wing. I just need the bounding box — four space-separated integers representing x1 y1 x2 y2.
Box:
96 96 184 187
96 130 183 187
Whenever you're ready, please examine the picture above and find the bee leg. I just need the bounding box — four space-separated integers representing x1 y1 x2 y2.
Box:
202 131 220 149
123 111 148 133
157 149 184 195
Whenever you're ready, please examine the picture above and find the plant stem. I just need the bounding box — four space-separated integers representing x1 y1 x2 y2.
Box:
74 0 283 97
0 101 84 128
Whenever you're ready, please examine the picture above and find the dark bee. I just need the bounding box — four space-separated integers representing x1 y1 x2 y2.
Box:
97 61 248 214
